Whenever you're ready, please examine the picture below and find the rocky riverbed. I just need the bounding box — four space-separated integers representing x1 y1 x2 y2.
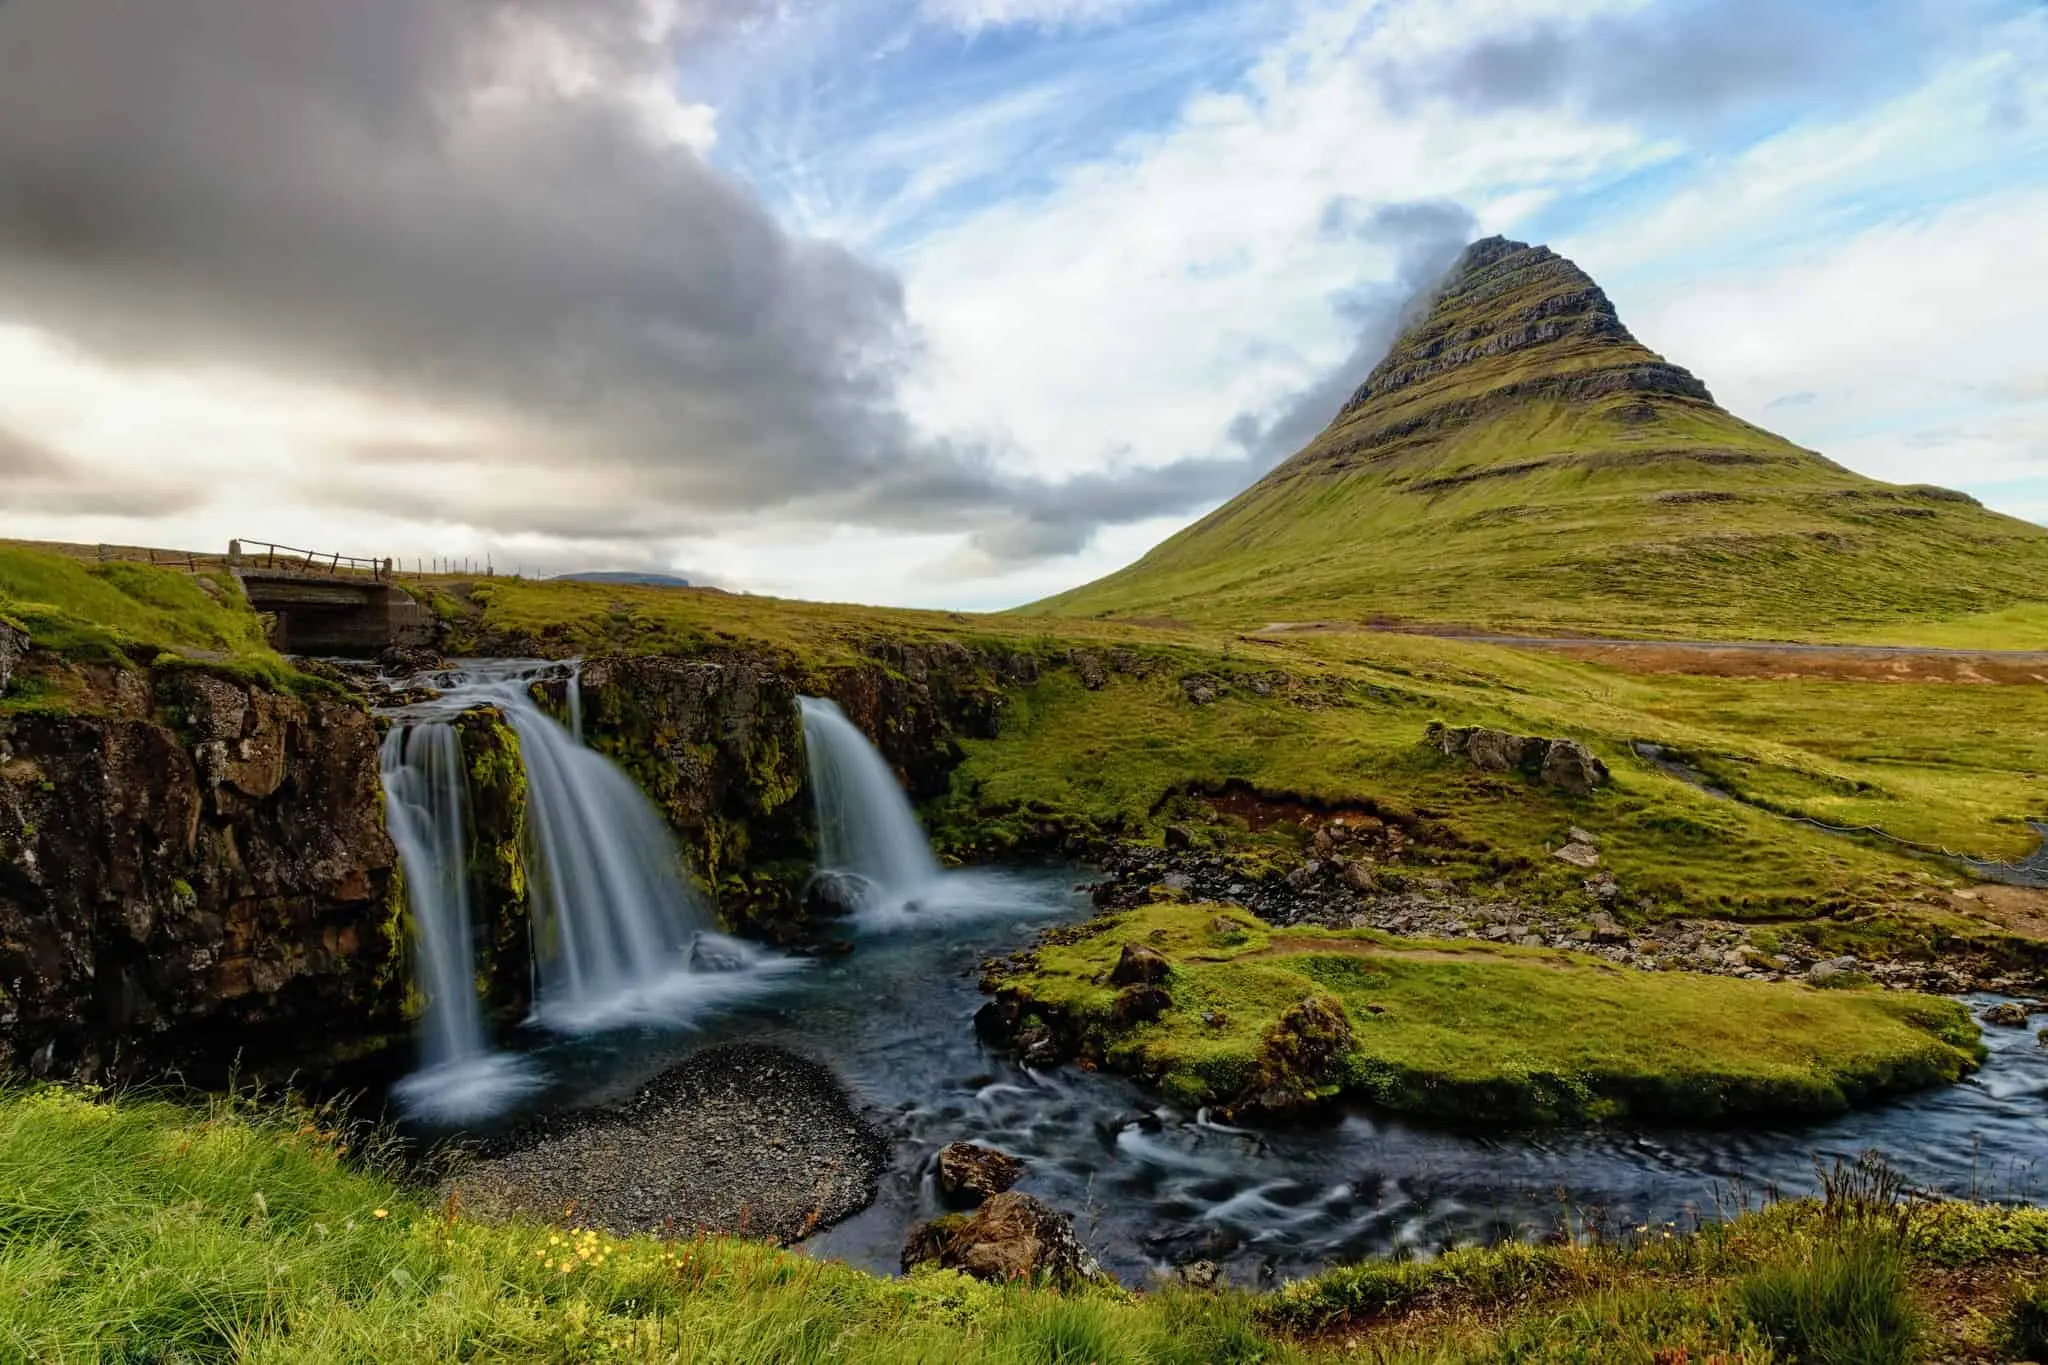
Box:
1087 835 2047 1000
441 1043 884 1244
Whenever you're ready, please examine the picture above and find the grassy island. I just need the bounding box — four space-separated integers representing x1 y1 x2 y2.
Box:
984 901 1984 1125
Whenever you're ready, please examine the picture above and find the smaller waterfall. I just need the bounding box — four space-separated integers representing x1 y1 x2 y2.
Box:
799 697 942 917
379 722 537 1122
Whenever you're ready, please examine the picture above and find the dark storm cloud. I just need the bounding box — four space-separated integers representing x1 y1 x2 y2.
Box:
0 0 1470 570
1381 0 1964 126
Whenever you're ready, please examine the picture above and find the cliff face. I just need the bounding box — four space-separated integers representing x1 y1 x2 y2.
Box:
551 641 1046 940
0 623 1070 1080
0 662 404 1082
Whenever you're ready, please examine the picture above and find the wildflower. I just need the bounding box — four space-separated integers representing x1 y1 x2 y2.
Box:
373 1209 389 1219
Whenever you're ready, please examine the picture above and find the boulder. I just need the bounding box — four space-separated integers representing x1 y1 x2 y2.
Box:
936 1142 1026 1206
1112 983 1172 1024
1982 1001 2031 1028
1541 742 1610 795
1109 943 1171 986
1807 956 1864 987
1180 675 1222 706
1589 911 1629 944
1070 650 1108 691
1553 841 1601 869
1246 993 1354 1113
901 1191 1107 1286
1340 859 1379 894
1163 824 1194 852
688 933 747 973
803 870 876 919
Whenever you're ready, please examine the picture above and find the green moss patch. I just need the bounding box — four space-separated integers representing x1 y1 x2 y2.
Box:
990 902 1982 1125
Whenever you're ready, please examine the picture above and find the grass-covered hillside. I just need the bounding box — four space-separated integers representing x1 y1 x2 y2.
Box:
1031 238 2048 643
8 1084 2048 1362
0 542 277 669
420 571 2048 954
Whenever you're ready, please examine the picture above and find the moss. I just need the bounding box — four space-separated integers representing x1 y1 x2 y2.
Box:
454 707 532 1021
988 901 1982 1126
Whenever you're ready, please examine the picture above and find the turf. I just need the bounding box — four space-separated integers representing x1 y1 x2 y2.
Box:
0 543 277 668
7 1086 2045 1362
989 901 1983 1125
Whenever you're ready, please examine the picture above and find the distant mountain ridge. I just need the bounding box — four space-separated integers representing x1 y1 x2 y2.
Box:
1031 236 2048 639
552 571 693 588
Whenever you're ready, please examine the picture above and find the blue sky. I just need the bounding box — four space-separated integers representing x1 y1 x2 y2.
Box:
0 0 2043 607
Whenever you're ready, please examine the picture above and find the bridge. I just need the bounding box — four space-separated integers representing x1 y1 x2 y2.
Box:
228 540 437 657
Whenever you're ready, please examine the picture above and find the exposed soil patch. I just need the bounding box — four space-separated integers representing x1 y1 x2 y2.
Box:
441 1043 884 1244
1951 885 2048 942
1199 784 1401 836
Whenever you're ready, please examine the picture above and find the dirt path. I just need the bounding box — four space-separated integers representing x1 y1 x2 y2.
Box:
1252 621 2048 683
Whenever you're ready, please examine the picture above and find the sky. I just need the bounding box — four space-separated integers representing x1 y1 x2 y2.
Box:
0 0 2043 609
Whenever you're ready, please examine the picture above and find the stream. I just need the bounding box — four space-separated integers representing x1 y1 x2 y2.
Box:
414 866 2048 1287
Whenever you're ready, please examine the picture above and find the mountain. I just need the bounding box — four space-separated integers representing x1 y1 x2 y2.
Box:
551 571 693 588
1031 237 2048 638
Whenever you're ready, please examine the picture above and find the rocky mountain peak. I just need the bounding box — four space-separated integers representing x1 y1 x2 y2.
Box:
1338 235 1714 417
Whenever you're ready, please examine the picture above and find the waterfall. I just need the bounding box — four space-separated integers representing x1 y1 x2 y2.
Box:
491 675 727 1027
379 720 537 1122
378 659 798 1117
798 697 941 915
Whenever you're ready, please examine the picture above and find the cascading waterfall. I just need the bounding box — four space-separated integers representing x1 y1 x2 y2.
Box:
798 697 942 916
379 659 795 1117
379 720 538 1121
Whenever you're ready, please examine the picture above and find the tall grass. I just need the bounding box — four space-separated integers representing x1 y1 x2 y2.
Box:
0 1085 1309 1364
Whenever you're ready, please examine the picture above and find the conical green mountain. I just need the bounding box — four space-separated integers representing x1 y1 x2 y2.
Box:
1032 237 2048 639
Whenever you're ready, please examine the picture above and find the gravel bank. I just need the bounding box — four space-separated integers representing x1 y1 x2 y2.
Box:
443 1043 885 1244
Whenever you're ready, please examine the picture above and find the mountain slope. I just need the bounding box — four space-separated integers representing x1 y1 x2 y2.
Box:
1031 237 2048 640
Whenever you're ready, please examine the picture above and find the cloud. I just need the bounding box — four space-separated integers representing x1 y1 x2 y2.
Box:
1229 199 1478 467
0 0 1267 573
1380 0 1971 128
0 424 207 517
919 0 1158 33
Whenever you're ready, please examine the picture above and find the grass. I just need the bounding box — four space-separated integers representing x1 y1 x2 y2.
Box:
8 1085 2045 1363
0 1085 1305 1364
1736 1232 1921 1364
0 542 324 706
2002 1277 2048 1360
987 901 1983 1125
0 544 275 666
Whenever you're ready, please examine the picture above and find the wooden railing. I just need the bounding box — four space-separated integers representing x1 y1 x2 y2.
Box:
230 539 390 580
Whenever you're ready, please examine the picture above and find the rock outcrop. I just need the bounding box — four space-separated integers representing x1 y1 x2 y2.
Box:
936 1141 1026 1206
0 618 25 696
0 662 402 1081
1426 723 1609 794
902 1191 1106 1286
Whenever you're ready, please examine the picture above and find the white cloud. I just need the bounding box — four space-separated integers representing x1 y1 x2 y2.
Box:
893 0 1662 483
919 0 1159 33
